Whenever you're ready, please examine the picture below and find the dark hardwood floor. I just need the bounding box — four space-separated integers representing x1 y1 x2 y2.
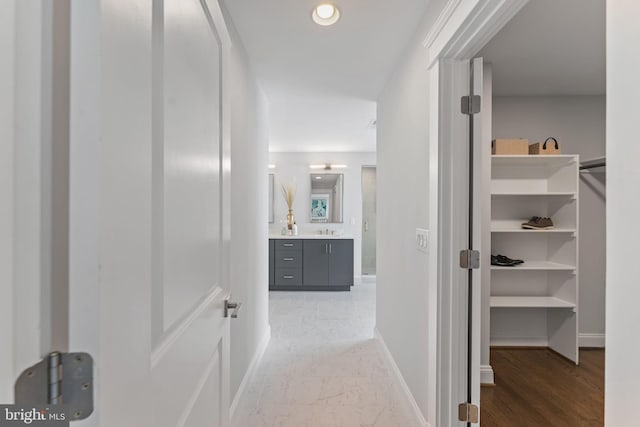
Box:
481 348 604 426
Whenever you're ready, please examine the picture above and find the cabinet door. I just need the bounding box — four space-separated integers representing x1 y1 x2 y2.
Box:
269 239 274 287
329 240 354 286
303 239 329 286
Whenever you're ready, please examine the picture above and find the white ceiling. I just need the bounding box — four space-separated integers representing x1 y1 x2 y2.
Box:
479 0 605 96
222 0 430 152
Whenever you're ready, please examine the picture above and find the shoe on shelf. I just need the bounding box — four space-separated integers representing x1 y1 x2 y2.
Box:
491 254 522 267
496 254 524 265
521 216 554 230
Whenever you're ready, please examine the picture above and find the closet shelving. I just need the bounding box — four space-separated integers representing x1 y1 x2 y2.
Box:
489 154 579 363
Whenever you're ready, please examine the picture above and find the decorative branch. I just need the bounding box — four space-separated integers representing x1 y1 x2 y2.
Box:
281 183 296 210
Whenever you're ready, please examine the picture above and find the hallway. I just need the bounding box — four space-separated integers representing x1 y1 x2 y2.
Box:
232 279 412 427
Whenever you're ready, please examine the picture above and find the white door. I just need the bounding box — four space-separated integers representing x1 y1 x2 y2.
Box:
2 0 234 425
458 57 484 426
468 57 483 424
438 57 483 426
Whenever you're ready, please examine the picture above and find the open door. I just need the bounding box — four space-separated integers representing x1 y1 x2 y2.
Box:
466 57 484 425
3 0 235 426
435 56 483 427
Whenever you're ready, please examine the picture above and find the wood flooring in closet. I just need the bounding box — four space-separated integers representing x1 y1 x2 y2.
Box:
481 348 604 426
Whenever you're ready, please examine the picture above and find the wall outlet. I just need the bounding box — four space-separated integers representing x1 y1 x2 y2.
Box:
416 228 429 253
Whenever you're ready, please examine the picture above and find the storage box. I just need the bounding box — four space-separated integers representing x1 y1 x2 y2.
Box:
529 137 561 155
492 138 529 155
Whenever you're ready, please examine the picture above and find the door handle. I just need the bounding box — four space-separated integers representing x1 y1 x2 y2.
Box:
283 257 294 261
325 243 328 254
329 243 332 254
283 243 294 247
225 299 242 318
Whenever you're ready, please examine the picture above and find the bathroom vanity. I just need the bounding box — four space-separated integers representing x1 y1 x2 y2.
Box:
269 236 354 291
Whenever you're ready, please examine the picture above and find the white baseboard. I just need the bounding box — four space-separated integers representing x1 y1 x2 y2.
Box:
579 333 605 348
480 365 495 385
374 328 430 427
230 325 271 418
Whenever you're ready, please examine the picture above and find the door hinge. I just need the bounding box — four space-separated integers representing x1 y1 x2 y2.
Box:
15 352 94 421
461 95 481 115
458 402 479 423
460 249 480 269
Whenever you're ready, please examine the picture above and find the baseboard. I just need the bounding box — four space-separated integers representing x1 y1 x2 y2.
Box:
491 334 605 349
480 365 495 385
230 325 271 418
579 333 605 348
490 337 548 347
374 328 430 427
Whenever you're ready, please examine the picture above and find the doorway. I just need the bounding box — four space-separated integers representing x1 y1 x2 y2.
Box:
361 166 377 276
426 0 605 424
478 0 606 423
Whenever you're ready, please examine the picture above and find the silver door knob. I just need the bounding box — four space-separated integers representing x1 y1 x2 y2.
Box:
224 299 242 318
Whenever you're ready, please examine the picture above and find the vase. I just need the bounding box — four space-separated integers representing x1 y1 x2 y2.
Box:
287 210 294 230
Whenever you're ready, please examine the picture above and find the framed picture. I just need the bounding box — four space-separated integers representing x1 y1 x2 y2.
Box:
311 194 330 222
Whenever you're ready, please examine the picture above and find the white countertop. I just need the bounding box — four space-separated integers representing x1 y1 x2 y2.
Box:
270 234 353 240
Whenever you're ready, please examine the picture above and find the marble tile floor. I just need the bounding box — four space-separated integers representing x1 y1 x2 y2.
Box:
232 277 414 427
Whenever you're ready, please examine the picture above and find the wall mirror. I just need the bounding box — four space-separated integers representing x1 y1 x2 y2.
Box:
269 174 274 223
310 174 344 223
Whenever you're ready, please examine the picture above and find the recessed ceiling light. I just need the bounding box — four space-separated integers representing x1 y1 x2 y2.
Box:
312 3 340 26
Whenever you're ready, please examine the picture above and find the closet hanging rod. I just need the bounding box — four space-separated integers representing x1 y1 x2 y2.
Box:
580 157 606 171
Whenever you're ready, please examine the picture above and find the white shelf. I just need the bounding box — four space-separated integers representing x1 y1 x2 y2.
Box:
488 151 579 362
492 155 578 168
491 261 575 271
491 192 576 197
490 296 576 309
491 227 576 234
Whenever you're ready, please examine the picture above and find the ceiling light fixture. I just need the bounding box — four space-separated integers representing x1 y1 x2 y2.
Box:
268 164 276 169
312 3 340 26
309 164 347 170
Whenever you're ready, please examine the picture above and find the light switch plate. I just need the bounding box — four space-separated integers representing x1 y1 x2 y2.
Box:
416 228 429 253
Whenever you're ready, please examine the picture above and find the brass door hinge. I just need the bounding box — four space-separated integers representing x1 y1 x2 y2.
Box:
461 95 481 115
458 402 479 423
458 403 480 424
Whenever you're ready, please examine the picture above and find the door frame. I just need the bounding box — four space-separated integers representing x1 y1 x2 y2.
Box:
360 165 376 276
422 0 529 425
1 0 72 404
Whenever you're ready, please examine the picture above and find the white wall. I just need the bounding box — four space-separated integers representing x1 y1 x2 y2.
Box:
606 1 640 424
492 96 606 340
375 0 446 421
224 6 271 407
268 151 376 277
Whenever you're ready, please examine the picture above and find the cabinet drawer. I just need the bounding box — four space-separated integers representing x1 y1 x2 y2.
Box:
274 239 302 251
274 268 303 286
275 253 302 269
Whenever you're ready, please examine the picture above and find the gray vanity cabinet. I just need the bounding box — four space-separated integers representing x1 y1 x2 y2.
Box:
327 240 354 286
302 240 331 287
268 238 353 291
302 239 353 291
273 239 303 289
268 239 274 287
